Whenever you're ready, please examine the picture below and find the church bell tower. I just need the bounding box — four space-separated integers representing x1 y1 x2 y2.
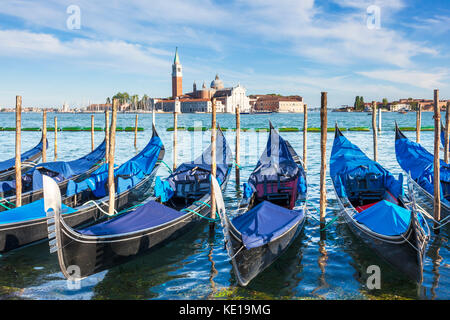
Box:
172 47 183 99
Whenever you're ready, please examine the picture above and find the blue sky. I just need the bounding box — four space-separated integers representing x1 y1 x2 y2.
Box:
0 0 448 108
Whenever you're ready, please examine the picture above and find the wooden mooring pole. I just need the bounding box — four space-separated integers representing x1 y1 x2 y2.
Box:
42 109 47 163
173 109 178 171
15 96 22 207
303 104 308 171
433 89 441 234
134 114 138 148
417 105 422 143
320 92 327 235
108 99 118 216
105 110 110 163
54 117 58 160
445 101 450 163
235 104 240 188
372 101 378 162
152 102 156 126
378 107 382 132
210 98 217 232
91 115 94 151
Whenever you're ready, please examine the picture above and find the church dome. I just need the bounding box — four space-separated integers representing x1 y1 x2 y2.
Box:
210 74 224 89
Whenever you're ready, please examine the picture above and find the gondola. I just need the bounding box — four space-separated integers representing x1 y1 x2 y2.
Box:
215 123 307 286
0 125 164 253
0 135 47 181
44 127 232 279
395 123 450 223
0 138 107 210
331 124 429 283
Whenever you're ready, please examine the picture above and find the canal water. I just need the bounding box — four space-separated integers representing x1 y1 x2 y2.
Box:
0 111 448 300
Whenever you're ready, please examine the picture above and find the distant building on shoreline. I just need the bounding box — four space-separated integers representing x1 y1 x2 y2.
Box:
250 95 305 113
158 48 251 113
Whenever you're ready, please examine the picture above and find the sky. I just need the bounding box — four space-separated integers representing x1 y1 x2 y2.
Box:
0 0 448 108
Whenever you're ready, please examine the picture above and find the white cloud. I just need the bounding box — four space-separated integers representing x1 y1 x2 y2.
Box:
357 69 450 89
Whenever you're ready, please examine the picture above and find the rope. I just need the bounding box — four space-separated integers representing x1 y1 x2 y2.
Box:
234 162 241 170
304 199 339 231
181 207 219 222
320 216 339 231
157 160 173 174
0 197 15 209
193 201 211 208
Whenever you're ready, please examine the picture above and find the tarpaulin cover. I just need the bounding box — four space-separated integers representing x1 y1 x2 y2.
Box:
0 139 106 194
0 137 46 173
247 127 301 193
395 133 450 204
66 134 163 198
0 199 77 225
164 128 232 197
353 200 411 236
231 200 304 249
331 132 403 199
78 200 183 235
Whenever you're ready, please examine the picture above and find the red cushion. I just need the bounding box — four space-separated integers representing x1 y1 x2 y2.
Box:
355 201 380 213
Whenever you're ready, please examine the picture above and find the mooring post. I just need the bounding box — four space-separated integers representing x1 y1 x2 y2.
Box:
372 101 378 162
445 101 450 163
235 104 240 188
303 103 308 171
210 98 217 232
105 109 110 163
54 116 58 160
134 114 138 149
320 92 327 235
42 109 47 163
152 102 156 127
433 89 441 234
15 96 22 207
91 114 94 151
417 105 422 143
108 99 118 215
173 109 178 171
378 107 382 132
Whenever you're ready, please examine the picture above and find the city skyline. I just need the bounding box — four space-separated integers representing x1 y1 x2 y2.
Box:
0 1 448 108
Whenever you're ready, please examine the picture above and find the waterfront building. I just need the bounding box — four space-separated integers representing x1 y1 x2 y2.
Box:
252 95 304 113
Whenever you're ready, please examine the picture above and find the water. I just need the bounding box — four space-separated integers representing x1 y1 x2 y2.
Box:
0 111 448 300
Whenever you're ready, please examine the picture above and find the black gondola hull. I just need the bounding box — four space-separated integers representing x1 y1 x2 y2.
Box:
0 167 160 253
226 214 306 286
51 171 231 279
334 187 426 283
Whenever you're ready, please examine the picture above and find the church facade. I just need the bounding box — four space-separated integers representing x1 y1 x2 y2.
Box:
158 48 251 113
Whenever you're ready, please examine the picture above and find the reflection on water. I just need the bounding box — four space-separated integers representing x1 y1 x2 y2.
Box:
0 111 448 299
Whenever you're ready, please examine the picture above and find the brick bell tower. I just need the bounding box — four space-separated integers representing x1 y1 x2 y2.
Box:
172 47 182 99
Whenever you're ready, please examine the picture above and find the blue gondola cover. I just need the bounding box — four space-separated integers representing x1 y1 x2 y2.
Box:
353 200 411 236
0 139 106 194
78 200 183 236
0 199 77 224
66 135 163 198
396 133 450 203
331 132 403 199
231 201 304 249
